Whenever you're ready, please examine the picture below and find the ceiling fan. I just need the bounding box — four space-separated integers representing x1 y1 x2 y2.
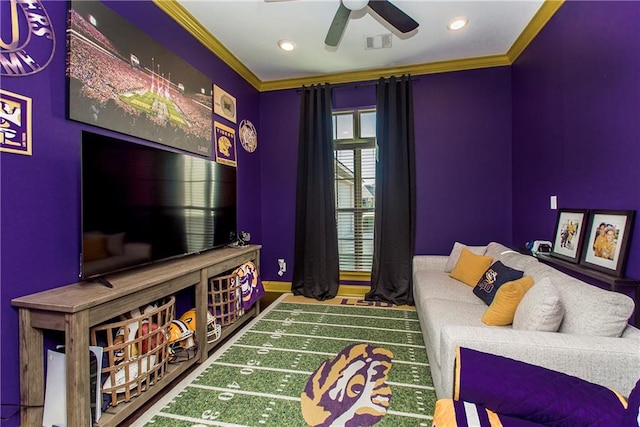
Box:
325 0 419 47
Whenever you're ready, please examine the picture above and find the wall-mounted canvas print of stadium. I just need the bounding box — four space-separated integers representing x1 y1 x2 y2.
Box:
66 1 213 156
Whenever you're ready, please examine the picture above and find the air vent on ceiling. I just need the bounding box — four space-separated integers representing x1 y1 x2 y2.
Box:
364 33 392 50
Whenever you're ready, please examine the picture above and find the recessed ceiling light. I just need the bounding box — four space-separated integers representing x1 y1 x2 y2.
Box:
448 17 468 31
278 39 296 52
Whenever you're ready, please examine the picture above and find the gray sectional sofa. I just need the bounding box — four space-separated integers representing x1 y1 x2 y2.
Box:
413 241 640 399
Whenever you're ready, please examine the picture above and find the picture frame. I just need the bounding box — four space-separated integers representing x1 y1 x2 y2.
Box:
213 84 237 123
580 209 635 277
550 208 589 264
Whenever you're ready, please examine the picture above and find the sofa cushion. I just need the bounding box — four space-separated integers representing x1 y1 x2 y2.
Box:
498 251 540 271
484 242 512 260
450 248 494 287
546 273 636 338
414 270 484 305
445 242 487 273
454 347 628 427
513 277 564 332
422 298 495 367
482 276 535 326
473 261 525 305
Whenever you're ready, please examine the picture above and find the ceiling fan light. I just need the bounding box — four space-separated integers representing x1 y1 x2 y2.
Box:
278 39 296 52
342 0 369 11
448 17 468 31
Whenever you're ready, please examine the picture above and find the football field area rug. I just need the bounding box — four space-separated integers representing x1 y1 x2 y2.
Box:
132 294 435 426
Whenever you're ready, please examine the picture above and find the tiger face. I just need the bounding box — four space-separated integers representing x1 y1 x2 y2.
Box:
301 343 394 427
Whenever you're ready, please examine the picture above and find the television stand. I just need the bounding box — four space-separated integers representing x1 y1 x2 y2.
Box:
12 244 261 427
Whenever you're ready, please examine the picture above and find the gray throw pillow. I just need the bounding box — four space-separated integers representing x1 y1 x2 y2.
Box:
445 242 486 273
513 277 564 331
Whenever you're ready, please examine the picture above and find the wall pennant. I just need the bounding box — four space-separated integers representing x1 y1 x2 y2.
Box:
214 121 237 167
0 89 32 155
0 0 56 76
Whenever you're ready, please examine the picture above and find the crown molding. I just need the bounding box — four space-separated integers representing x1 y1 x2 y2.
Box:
156 0 563 93
258 54 512 91
507 0 565 62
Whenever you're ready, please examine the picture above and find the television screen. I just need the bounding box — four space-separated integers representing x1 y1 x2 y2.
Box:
81 131 237 279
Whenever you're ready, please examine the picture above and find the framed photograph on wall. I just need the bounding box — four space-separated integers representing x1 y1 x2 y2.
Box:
580 209 635 277
550 208 589 263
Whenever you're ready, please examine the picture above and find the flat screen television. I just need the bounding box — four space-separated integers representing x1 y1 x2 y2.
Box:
81 130 237 280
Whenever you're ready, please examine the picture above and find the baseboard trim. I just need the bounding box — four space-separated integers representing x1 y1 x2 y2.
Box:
263 281 369 297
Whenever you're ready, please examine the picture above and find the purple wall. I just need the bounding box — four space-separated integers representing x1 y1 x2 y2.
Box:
258 68 513 281
0 1 260 424
512 1 640 280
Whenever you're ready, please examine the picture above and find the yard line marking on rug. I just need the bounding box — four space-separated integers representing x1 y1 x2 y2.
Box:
271 308 421 322
246 329 426 350
188 383 302 401
387 410 433 421
209 358 431 382
210 360 312 375
153 411 247 426
259 317 421 334
228 344 430 368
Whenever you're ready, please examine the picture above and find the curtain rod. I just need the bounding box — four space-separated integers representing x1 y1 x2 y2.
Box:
297 76 419 92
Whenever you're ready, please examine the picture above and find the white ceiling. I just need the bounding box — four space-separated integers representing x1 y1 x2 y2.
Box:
171 0 548 88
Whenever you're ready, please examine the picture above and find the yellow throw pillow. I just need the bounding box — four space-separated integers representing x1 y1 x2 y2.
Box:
482 276 535 326
449 248 494 286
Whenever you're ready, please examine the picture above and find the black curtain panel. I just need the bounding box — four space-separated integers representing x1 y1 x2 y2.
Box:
291 84 340 300
366 75 416 306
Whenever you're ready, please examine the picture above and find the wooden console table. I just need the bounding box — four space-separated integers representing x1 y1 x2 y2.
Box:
535 253 640 326
12 245 260 427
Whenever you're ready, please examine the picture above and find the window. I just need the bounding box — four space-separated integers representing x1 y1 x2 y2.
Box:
333 109 376 272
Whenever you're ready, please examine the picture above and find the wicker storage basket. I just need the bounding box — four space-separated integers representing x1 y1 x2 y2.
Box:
90 296 174 407
208 273 244 326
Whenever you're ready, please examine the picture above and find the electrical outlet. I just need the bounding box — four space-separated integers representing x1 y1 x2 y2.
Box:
277 258 286 276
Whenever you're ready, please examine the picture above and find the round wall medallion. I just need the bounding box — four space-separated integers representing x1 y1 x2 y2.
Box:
239 119 257 153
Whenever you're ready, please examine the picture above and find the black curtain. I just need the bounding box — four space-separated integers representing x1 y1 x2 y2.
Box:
291 84 340 300
366 75 416 305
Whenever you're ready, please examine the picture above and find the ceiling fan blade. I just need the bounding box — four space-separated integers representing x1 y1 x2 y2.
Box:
325 3 351 47
367 0 418 33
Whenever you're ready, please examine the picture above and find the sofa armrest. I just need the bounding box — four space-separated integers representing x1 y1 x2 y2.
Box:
413 255 448 272
439 325 640 398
